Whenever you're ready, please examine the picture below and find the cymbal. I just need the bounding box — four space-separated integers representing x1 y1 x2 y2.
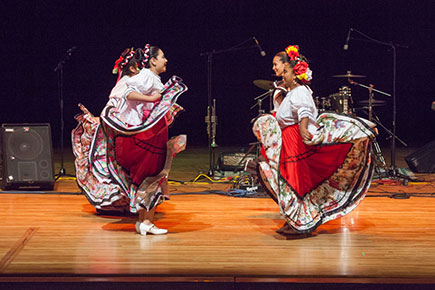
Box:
332 72 366 78
253 79 274 90
358 99 386 106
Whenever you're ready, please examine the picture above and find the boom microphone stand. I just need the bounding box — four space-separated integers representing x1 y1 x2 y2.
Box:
200 38 264 177
54 46 76 180
346 28 408 178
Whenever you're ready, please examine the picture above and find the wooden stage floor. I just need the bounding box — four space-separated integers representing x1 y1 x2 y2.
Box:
1 147 435 289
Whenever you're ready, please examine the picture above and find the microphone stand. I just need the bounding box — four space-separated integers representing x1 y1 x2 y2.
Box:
200 39 260 177
54 48 75 180
347 28 408 179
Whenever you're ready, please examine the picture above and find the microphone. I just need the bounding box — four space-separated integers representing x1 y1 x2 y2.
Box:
253 37 266 57
54 46 77 71
67 46 77 54
343 28 352 50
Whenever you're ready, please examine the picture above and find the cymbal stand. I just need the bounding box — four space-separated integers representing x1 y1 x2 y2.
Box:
200 38 260 177
228 90 273 179
346 28 408 178
349 79 414 181
250 89 273 113
348 78 406 148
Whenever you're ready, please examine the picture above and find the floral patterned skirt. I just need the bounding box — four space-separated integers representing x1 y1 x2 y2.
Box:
253 113 375 233
72 75 188 213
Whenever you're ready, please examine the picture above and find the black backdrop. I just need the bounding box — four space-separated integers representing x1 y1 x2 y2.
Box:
2 0 434 149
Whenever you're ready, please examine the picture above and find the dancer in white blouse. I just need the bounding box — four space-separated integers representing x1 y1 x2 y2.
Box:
73 45 188 236
116 45 173 235
253 45 375 236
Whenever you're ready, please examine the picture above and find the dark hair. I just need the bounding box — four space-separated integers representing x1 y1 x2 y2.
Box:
119 49 143 78
275 51 309 69
274 51 290 64
145 46 161 69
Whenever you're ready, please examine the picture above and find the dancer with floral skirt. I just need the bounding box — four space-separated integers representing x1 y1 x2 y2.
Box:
72 45 187 235
253 45 376 236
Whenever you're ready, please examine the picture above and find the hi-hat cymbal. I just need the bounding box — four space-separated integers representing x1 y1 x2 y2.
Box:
358 99 386 106
253 79 274 90
332 71 366 78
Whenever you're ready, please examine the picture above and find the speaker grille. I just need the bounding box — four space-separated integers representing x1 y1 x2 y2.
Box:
1 124 54 190
18 161 38 181
8 127 44 160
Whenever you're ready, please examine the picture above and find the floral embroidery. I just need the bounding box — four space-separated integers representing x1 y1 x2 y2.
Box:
252 113 375 233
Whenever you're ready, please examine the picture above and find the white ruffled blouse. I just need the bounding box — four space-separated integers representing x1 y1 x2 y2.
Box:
275 85 318 134
118 69 164 126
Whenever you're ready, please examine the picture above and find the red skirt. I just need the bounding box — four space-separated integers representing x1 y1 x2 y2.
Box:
115 118 168 185
280 124 352 198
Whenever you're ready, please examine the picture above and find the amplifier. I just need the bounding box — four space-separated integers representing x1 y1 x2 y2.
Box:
218 151 257 171
405 140 435 173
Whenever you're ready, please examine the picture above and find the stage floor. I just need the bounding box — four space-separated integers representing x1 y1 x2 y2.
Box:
1 146 435 288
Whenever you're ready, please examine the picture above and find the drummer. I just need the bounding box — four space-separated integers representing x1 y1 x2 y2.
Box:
271 51 290 113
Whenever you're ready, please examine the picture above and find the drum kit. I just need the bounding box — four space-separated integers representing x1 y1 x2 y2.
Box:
252 70 395 178
252 70 386 120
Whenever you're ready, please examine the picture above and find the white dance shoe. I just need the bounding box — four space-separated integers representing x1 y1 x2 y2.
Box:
135 222 168 235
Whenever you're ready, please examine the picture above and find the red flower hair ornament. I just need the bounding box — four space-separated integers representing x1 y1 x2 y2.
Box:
285 44 312 84
112 48 136 82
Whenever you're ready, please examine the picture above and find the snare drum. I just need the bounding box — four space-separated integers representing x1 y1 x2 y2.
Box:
314 96 331 113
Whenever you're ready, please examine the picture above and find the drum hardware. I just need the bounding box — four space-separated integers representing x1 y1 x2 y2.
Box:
253 79 275 90
314 96 320 110
251 89 273 114
332 70 366 78
358 100 386 106
254 79 283 112
348 79 391 120
339 85 354 115
341 28 411 179
372 138 389 179
327 85 354 115
321 96 331 112
314 96 331 113
348 78 416 182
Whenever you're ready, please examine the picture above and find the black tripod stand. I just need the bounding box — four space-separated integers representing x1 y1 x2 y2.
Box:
54 46 77 180
349 78 416 182
200 37 265 177
346 28 409 179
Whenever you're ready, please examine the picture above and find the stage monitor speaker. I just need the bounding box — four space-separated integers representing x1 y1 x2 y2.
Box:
405 140 435 173
218 152 257 171
1 123 55 190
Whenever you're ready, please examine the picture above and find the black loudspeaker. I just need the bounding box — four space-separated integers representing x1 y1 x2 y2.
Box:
1 124 55 190
218 152 257 171
405 140 435 173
